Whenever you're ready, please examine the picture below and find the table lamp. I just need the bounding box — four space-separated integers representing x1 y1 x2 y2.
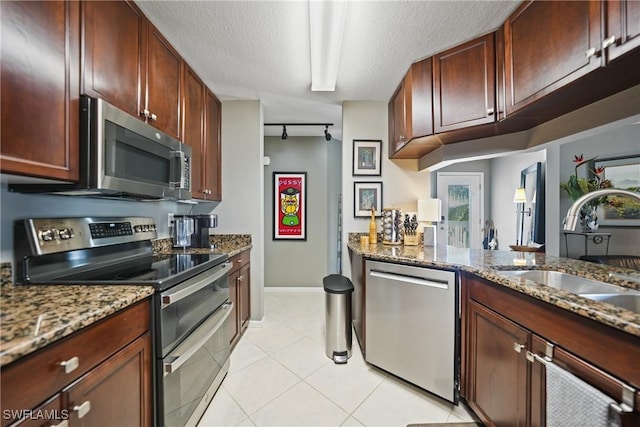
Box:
418 198 442 247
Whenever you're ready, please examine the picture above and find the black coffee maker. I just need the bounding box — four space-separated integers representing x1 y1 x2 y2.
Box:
190 214 218 248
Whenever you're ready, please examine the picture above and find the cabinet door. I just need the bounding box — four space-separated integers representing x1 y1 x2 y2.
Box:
229 269 240 347
1 0 79 181
389 81 406 155
468 300 528 427
433 33 495 133
82 0 146 119
204 89 222 201
182 66 205 200
605 0 640 62
146 23 182 140
504 0 602 114
8 394 63 427
239 264 251 332
65 333 152 427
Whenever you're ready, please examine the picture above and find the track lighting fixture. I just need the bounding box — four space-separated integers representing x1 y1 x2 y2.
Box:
265 123 335 141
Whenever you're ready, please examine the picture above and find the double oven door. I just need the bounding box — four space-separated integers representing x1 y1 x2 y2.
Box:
154 260 232 427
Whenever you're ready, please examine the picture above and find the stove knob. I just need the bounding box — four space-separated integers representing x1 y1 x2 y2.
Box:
59 228 74 240
142 225 149 231
39 229 57 241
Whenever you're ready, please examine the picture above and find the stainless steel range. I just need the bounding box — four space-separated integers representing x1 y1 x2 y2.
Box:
14 217 232 427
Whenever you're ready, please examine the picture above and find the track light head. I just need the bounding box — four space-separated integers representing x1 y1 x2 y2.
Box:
324 125 332 141
282 125 288 140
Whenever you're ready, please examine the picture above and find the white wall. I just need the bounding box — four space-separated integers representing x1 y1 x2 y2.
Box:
341 101 431 278
490 151 546 250
216 100 265 320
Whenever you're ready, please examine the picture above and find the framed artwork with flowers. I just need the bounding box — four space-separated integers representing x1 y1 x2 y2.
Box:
590 155 640 226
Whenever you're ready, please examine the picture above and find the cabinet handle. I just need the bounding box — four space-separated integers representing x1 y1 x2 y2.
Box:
513 342 525 353
51 420 69 427
487 108 494 116
60 356 79 374
602 35 617 49
585 47 597 58
73 401 91 419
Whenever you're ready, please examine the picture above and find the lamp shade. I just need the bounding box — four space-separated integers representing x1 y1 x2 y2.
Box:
417 199 442 222
513 188 527 203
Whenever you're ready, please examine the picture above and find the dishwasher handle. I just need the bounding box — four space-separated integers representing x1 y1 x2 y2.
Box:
370 270 449 289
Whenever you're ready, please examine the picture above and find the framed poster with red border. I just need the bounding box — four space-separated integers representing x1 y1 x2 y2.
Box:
273 172 307 240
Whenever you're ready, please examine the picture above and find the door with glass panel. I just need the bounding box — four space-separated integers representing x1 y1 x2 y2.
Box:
437 173 483 249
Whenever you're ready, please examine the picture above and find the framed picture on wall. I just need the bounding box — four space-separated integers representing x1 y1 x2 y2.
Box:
591 155 640 226
352 139 382 176
354 181 383 217
273 172 307 240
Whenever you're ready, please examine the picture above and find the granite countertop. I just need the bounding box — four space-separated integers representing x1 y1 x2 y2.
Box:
0 234 252 368
0 285 154 367
348 237 640 337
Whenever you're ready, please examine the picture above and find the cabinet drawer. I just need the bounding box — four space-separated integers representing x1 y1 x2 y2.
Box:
1 300 150 425
229 250 250 274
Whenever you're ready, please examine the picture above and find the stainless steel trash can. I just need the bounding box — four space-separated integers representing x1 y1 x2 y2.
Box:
323 274 354 364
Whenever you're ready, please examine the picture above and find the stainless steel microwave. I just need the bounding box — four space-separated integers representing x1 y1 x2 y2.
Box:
10 96 191 200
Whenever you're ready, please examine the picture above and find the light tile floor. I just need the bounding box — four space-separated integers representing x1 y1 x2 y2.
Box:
197 289 478 427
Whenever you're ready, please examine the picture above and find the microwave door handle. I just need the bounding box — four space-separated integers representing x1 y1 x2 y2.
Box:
161 262 231 308
170 150 186 188
163 302 233 376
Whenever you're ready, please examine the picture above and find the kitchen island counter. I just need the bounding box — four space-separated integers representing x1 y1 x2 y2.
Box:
0 283 154 367
348 236 640 337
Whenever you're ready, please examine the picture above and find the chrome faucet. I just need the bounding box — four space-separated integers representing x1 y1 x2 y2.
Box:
563 188 640 231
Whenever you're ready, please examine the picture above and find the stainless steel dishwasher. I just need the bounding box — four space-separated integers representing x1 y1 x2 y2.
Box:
365 260 459 403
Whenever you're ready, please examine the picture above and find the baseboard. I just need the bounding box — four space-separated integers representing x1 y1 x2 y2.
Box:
264 286 323 293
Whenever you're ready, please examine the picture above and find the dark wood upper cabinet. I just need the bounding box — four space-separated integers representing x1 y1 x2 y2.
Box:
83 1 183 139
82 0 146 118
146 23 183 140
204 89 222 201
182 66 206 200
433 33 496 133
504 0 602 115
388 59 434 158
1 0 80 181
605 0 640 62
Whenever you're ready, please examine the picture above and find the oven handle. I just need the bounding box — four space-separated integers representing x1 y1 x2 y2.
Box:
161 262 231 309
163 302 232 376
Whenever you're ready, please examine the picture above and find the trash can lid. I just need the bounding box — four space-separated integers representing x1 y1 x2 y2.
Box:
323 274 354 294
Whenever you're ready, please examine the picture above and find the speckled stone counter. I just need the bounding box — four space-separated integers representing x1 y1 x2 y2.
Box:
0 284 154 367
347 234 640 337
154 234 252 257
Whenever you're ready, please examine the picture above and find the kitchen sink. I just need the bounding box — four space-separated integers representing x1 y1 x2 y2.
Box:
580 293 640 314
496 270 628 294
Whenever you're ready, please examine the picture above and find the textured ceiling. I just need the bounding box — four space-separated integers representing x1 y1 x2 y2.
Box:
135 0 521 140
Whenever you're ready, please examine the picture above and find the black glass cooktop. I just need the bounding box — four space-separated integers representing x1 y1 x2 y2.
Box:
54 252 228 291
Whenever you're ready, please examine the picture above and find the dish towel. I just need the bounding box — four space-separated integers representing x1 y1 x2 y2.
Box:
546 361 621 427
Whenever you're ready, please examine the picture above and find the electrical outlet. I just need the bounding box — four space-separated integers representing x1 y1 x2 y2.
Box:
168 213 174 228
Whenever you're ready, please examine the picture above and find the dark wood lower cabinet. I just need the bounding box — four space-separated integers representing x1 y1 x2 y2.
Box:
464 273 640 427
229 250 251 348
468 300 528 427
65 333 152 427
0 301 152 427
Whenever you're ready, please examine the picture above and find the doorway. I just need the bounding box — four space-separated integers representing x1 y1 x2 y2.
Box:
437 173 484 249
